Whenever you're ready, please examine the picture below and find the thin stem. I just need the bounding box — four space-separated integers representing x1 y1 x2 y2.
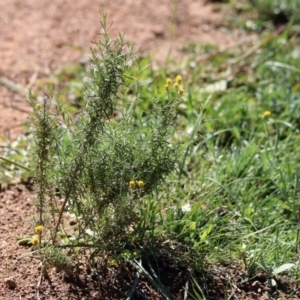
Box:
0 156 31 171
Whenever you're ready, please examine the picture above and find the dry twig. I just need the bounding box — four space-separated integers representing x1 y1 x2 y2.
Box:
0 75 27 95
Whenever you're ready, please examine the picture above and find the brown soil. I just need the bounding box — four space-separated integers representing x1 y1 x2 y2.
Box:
1 186 299 300
0 0 251 139
2 1 298 299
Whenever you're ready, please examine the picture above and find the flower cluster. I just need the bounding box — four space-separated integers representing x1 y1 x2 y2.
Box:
129 180 145 188
32 225 44 247
165 75 184 95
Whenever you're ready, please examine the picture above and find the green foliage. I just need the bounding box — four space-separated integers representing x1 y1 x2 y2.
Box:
248 0 300 23
0 135 31 184
163 27 300 279
41 246 72 273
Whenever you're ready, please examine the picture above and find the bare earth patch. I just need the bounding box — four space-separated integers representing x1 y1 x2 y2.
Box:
2 1 298 299
0 186 299 299
0 0 250 138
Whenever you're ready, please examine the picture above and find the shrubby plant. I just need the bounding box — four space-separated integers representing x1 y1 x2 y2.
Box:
29 14 185 260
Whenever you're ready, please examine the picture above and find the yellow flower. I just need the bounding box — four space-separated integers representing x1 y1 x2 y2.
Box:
263 111 271 118
129 180 136 188
166 78 172 86
178 88 184 95
176 75 182 84
35 225 43 234
35 103 41 110
32 236 39 246
137 180 145 188
174 83 179 90
165 84 170 91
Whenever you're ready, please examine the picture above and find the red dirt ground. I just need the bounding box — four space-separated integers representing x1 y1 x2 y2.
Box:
0 0 249 138
2 1 298 299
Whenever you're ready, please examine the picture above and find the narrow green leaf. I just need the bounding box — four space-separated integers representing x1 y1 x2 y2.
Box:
273 263 295 275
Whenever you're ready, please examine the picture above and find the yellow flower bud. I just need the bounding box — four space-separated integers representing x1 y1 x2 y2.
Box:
137 180 145 188
263 111 271 118
178 88 184 95
166 78 172 86
176 75 182 84
165 84 170 91
129 180 135 188
32 236 39 245
174 83 179 90
35 225 44 234
35 103 41 110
